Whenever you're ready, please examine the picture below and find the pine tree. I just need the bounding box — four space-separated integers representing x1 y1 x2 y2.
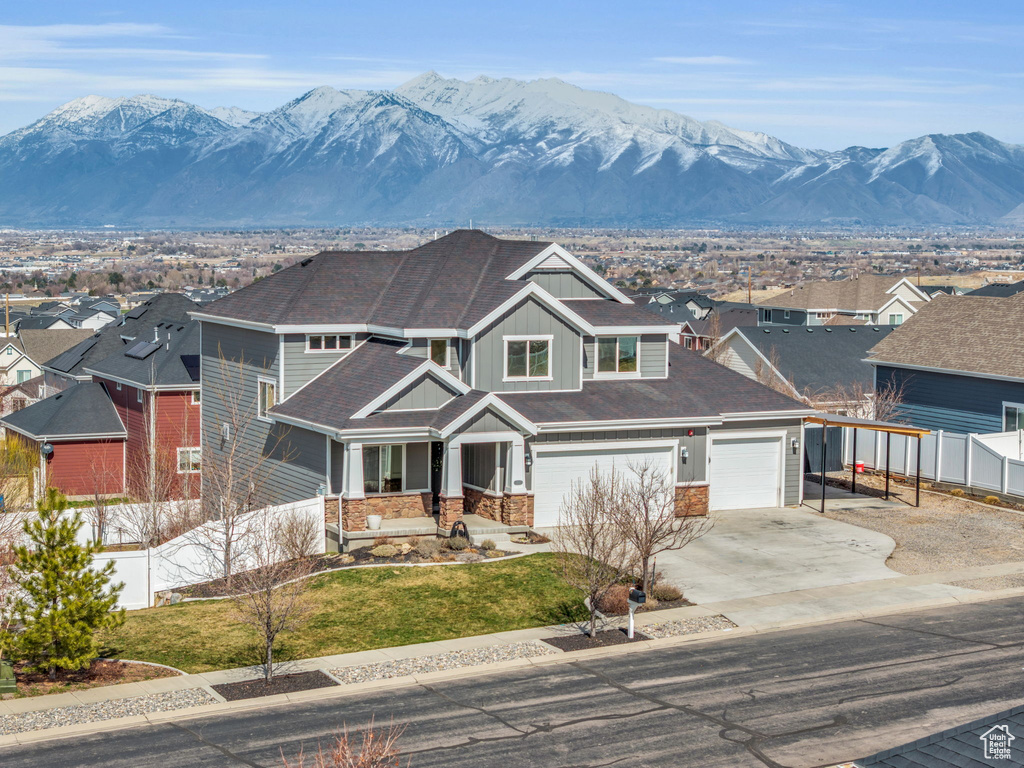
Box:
9 488 125 680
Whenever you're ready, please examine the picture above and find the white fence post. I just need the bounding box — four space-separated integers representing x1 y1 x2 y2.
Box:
966 434 975 488
1003 456 1010 494
935 430 944 483
875 430 882 470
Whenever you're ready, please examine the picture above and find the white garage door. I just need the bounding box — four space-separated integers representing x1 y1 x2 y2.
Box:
709 436 782 511
532 445 675 527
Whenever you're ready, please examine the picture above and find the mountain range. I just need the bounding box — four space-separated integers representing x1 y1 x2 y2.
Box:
1 71 1023 228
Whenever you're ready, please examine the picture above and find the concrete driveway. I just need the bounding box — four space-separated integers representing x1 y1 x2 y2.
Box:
657 504 902 604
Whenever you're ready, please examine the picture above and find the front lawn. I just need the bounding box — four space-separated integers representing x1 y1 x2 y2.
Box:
99 553 585 674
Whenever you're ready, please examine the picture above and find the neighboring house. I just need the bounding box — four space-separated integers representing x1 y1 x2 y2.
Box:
42 293 199 394
0 375 45 437
714 326 896 416
633 289 718 321
194 230 814 551
185 287 230 305
76 298 122 315
1 319 202 499
866 292 1024 433
925 285 966 297
67 308 119 330
757 275 932 326
968 279 1024 298
679 305 759 351
13 315 76 332
0 329 91 386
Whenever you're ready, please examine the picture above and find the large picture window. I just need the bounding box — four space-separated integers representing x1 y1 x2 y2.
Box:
505 337 551 380
258 378 276 421
597 336 638 374
363 444 404 494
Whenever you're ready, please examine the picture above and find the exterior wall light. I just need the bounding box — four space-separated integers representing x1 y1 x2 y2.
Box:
680 446 689 461
524 453 533 468
791 438 800 454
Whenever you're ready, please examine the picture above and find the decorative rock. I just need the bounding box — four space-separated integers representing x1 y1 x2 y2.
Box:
169 593 183 605
640 616 736 638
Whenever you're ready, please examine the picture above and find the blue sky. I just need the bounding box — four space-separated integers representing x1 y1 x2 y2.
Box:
1 1 1022 149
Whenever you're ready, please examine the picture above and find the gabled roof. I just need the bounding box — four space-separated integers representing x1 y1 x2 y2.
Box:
45 293 199 378
686 306 759 337
560 299 677 331
84 320 200 389
15 315 71 331
867 292 1024 380
758 275 928 312
198 230 579 332
968 279 1024 297
728 326 896 395
17 329 93 367
0 374 45 400
0 382 125 440
501 344 810 426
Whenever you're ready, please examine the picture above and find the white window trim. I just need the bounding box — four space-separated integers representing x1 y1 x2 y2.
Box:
502 334 554 382
594 336 641 379
257 377 277 422
305 333 353 353
429 338 450 368
783 310 791 319
176 446 201 474
1003 401 1024 431
887 313 904 325
115 382 122 391
191 390 201 405
136 388 144 404
362 443 406 495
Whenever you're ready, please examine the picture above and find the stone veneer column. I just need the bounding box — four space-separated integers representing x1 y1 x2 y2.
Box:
438 495 464 530
675 485 709 517
501 494 533 527
341 498 367 531
324 498 340 525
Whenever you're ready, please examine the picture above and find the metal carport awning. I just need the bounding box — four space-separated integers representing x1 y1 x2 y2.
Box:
805 414 931 513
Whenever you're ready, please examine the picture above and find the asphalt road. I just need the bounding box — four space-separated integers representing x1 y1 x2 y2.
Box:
5 598 1024 768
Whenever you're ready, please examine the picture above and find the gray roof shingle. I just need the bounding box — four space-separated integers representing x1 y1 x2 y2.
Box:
561 299 678 329
85 321 199 388
0 382 125 439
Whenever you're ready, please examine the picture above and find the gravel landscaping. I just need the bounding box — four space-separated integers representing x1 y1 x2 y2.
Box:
821 474 1024 588
640 615 738 638
0 688 216 735
330 641 556 684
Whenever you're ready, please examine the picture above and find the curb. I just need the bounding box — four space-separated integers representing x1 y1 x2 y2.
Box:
4 581 1024 749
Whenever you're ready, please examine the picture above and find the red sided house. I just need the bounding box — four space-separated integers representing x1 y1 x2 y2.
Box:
0 320 201 500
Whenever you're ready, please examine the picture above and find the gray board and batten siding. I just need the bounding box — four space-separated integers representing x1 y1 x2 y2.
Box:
876 364 1024 434
525 270 606 299
281 333 366 398
379 374 460 412
473 296 581 393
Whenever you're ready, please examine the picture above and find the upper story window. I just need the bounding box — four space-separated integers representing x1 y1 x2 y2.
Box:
597 336 638 374
191 390 201 405
16 370 30 384
136 388 144 404
177 447 201 474
306 334 352 353
887 313 904 325
430 339 449 367
363 444 403 494
5 347 13 356
504 336 551 381
258 378 276 421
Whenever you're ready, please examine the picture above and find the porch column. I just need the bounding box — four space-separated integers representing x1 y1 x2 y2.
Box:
438 441 464 530
508 435 527 492
502 434 533 527
341 442 367 531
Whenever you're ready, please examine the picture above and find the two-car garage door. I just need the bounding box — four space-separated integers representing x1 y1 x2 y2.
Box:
532 445 675 527
709 436 783 510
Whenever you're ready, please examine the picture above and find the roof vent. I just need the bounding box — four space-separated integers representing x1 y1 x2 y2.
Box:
782 329 790 333
300 257 314 267
824 328 832 333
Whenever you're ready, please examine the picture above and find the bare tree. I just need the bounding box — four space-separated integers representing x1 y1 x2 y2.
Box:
752 345 796 397
193 350 295 587
280 720 406 768
870 377 907 423
702 312 725 362
553 468 635 638
86 448 125 545
229 510 316 682
613 461 712 595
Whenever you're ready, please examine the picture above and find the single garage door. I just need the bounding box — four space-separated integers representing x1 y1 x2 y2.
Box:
532 445 675 527
709 436 782 510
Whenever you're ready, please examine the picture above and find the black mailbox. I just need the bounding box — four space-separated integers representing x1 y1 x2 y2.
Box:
628 588 646 605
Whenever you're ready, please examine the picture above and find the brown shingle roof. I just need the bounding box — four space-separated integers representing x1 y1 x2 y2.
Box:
867 293 1024 379
758 275 923 312
17 329 93 367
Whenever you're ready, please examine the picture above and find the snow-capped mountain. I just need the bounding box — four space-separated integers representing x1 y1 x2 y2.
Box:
0 73 1021 227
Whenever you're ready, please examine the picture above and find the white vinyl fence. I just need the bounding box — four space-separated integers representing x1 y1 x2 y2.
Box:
841 428 1024 499
95 497 325 610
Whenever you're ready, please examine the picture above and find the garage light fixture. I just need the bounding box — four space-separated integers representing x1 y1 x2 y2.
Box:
524 453 533 468
791 438 800 454
680 446 689 462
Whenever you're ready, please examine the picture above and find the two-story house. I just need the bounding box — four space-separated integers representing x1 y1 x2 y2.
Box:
757 275 932 326
195 231 814 551
867 292 1024 433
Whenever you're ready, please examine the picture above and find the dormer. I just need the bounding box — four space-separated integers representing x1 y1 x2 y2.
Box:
507 243 629 302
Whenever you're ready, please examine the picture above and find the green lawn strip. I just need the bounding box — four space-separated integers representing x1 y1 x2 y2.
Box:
99 553 586 674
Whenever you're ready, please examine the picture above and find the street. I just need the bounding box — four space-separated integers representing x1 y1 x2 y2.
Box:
4 598 1024 767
